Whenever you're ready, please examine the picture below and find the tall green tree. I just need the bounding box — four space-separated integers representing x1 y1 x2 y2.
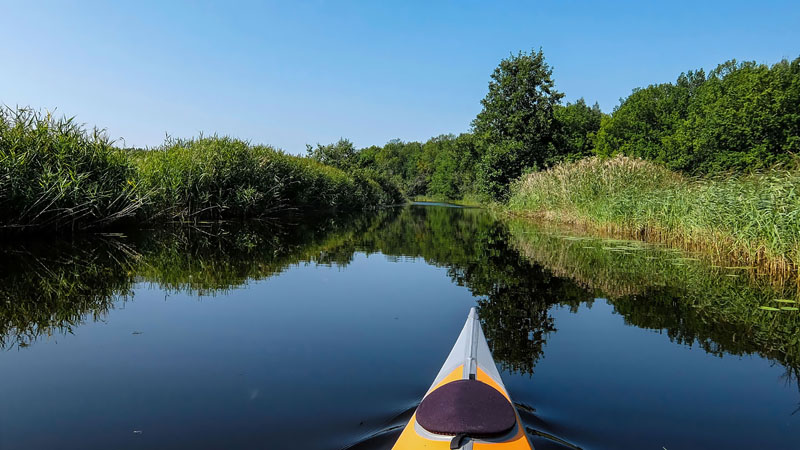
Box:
594 69 705 170
473 49 564 199
420 133 480 199
553 98 605 162
676 59 800 172
305 138 357 169
596 57 800 173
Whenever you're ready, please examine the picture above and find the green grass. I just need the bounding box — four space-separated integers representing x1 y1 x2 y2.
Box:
133 136 403 222
508 155 800 274
0 107 403 233
0 107 140 231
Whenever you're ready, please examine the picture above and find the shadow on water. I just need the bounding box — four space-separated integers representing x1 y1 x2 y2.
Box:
2 204 800 448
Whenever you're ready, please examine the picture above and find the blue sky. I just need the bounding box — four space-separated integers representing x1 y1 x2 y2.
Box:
1 1 798 154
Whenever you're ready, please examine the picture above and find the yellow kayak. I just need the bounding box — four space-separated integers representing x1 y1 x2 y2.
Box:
392 307 534 449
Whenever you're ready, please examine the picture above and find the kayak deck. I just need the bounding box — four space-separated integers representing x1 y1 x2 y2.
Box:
392 308 533 449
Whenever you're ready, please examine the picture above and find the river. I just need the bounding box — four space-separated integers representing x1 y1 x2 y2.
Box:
1 204 798 449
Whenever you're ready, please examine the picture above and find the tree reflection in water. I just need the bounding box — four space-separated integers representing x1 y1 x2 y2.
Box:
2 205 799 389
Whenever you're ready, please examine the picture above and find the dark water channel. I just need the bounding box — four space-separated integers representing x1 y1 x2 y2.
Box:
1 204 799 449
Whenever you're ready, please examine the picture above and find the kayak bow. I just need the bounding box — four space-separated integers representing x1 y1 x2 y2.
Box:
392 307 533 450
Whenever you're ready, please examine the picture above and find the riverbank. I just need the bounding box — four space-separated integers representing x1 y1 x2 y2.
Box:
506 155 800 275
0 107 403 233
411 195 483 207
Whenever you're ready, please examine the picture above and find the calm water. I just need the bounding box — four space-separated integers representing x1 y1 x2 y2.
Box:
2 204 799 449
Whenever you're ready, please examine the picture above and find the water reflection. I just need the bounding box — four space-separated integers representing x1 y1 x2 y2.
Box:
506 219 800 381
0 238 134 349
2 205 799 388
0 213 377 349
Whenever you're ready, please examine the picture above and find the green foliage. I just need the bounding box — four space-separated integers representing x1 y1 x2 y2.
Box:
135 136 402 221
305 138 358 170
509 155 800 271
350 134 480 201
428 145 459 199
472 49 564 199
0 107 402 233
308 49 601 203
424 134 480 199
476 140 529 201
351 168 405 206
473 49 564 153
0 107 139 231
134 137 281 219
678 59 800 172
552 98 604 162
350 54 799 201
596 58 800 173
353 50 574 203
8 51 799 229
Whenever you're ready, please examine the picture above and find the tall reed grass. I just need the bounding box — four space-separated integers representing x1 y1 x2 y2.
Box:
0 107 140 231
0 107 403 233
133 136 403 222
508 155 800 274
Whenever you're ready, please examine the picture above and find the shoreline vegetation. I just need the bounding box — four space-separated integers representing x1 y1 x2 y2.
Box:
3 50 799 275
411 195 484 207
507 156 800 276
0 107 403 234
301 51 800 275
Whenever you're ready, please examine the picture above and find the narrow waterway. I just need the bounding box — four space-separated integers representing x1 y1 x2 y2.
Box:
2 204 798 449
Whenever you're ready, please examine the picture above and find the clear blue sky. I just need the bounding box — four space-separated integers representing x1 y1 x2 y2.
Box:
1 1 798 154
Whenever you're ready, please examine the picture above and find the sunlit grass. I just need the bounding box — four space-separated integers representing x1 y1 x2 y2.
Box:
0 107 403 233
132 136 402 222
0 106 140 231
508 155 800 275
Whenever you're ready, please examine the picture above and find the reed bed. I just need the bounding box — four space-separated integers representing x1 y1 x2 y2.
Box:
508 156 800 275
0 107 140 231
133 137 403 222
0 107 402 233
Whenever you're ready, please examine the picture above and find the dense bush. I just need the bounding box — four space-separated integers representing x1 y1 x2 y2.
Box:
134 137 404 221
0 109 402 233
596 58 800 173
422 133 480 200
552 99 604 162
304 138 358 170
0 107 139 231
